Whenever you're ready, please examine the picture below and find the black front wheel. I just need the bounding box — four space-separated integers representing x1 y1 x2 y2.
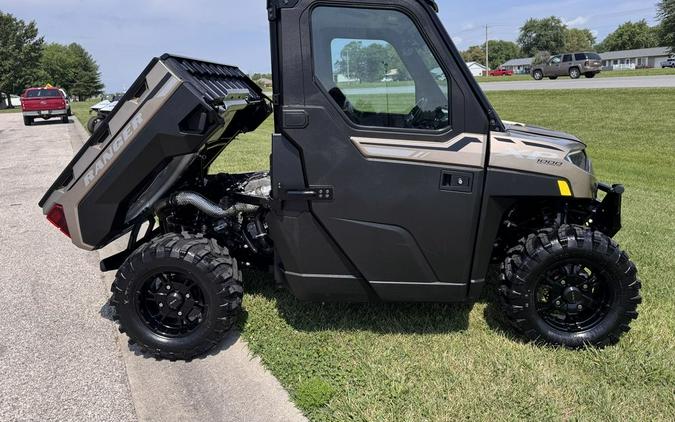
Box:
532 70 544 80
111 233 243 360
498 225 641 347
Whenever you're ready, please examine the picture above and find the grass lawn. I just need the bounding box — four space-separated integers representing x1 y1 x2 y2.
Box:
0 107 21 113
211 88 675 421
71 99 98 131
475 67 675 83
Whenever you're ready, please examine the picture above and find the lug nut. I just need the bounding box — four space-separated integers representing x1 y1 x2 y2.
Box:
159 303 164 308
178 311 183 316
186 294 190 298
166 285 171 290
582 284 588 290
560 280 566 286
555 300 561 306
577 305 583 310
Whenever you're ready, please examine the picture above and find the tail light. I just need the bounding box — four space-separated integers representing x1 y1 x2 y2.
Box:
46 204 70 238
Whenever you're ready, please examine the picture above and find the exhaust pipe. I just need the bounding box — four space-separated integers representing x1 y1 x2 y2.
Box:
168 192 258 218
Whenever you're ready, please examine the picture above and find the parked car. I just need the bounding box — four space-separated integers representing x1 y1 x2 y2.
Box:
531 52 602 80
488 68 513 77
661 58 675 68
58 89 72 116
19 87 70 126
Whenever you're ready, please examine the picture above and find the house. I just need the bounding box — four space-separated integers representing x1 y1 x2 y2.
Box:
465 61 487 77
501 47 673 73
598 47 672 69
500 58 534 74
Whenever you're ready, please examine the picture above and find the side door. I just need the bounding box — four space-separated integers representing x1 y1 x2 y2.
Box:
547 55 562 76
561 54 573 76
267 0 491 302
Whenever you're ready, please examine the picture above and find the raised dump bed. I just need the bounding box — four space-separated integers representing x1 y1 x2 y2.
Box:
39 54 271 250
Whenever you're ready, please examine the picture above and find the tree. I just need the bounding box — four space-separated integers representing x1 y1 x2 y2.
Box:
461 45 485 64
39 43 78 91
462 41 521 69
564 28 596 52
533 51 552 65
0 12 44 107
658 0 675 52
596 20 659 52
518 17 567 56
67 43 104 99
334 41 410 83
486 40 522 69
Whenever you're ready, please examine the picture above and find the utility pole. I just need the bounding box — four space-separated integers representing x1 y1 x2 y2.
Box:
485 25 489 77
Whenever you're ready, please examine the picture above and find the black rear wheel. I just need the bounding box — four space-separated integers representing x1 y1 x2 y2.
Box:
498 225 641 347
111 233 243 360
23 116 32 126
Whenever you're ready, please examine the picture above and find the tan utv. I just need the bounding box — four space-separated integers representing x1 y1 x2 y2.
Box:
40 0 640 360
532 52 603 80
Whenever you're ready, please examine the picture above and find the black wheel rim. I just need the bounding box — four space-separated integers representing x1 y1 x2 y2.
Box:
534 261 612 333
135 271 208 337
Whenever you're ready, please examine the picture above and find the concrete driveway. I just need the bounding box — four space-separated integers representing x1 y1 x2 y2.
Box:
479 75 675 91
0 113 305 422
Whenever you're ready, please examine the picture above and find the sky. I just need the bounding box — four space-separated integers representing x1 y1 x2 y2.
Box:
0 0 661 92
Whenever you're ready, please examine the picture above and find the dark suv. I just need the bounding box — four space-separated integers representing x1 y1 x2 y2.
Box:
532 52 603 80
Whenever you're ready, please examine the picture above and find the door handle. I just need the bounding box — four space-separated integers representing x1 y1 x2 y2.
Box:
281 186 334 201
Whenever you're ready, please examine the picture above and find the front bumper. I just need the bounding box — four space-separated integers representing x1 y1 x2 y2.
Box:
592 183 624 237
23 109 67 118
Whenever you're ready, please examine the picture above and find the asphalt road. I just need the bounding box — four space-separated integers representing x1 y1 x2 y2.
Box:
479 75 675 91
0 113 305 422
339 75 675 96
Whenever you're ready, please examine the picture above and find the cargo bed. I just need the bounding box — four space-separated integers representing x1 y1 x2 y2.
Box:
40 54 271 250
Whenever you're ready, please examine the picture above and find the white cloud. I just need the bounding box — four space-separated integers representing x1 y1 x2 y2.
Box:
564 16 589 27
452 36 464 46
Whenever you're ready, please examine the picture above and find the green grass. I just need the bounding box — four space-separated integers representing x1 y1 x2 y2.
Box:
211 88 675 421
71 100 98 131
474 67 675 83
0 107 21 113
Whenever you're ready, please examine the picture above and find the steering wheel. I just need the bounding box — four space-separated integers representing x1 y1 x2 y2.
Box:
405 97 429 128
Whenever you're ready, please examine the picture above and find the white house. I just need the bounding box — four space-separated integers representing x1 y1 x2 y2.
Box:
598 47 672 69
465 62 487 77
501 58 534 74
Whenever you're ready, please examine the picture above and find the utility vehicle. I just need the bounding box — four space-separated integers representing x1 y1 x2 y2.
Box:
40 0 641 360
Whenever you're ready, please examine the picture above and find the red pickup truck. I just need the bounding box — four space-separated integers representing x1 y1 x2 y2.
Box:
487 68 514 77
20 87 71 126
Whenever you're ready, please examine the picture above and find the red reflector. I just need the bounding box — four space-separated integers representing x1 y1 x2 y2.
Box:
46 204 70 238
